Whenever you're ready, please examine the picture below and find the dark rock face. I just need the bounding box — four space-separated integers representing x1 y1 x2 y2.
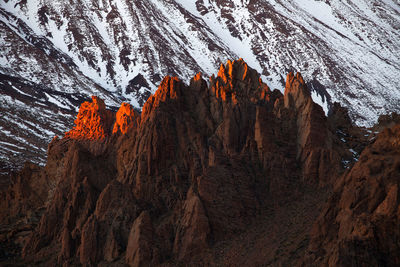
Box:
126 211 155 267
0 163 52 264
304 124 400 267
0 163 48 223
3 59 395 266
284 72 340 185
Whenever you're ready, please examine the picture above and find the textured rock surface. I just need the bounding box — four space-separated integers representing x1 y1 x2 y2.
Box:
173 187 210 261
2 59 394 266
0 163 52 264
1 0 400 173
113 103 140 135
65 96 115 140
126 211 154 267
304 124 400 266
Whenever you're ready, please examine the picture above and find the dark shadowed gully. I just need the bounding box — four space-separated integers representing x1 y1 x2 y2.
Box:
1 59 399 266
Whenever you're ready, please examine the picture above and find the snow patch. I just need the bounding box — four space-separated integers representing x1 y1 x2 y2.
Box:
311 90 329 115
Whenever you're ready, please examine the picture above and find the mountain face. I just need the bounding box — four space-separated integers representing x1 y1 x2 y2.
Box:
305 126 400 266
1 0 400 172
2 59 400 266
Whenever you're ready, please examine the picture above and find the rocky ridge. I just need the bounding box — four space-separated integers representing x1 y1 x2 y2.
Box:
2 59 391 266
304 124 400 266
1 0 400 173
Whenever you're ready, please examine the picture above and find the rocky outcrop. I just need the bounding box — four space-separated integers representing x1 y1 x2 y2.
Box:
113 103 140 135
126 211 155 267
0 163 48 223
284 72 340 185
64 96 115 140
2 59 361 266
173 187 210 261
0 163 50 263
304 124 400 266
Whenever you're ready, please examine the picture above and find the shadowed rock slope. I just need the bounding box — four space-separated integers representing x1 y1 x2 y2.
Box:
303 124 400 266
3 59 397 266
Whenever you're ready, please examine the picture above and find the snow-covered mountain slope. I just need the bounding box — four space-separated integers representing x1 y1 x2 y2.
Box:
1 0 400 171
183 0 400 123
1 0 237 104
0 6 122 172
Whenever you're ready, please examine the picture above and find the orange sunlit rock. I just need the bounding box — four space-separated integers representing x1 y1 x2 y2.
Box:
193 72 202 81
141 76 182 121
284 71 310 110
113 102 139 134
217 63 227 84
65 96 113 140
212 58 270 104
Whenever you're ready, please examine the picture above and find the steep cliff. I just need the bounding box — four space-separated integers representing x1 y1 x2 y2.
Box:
1 59 384 266
304 124 400 266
